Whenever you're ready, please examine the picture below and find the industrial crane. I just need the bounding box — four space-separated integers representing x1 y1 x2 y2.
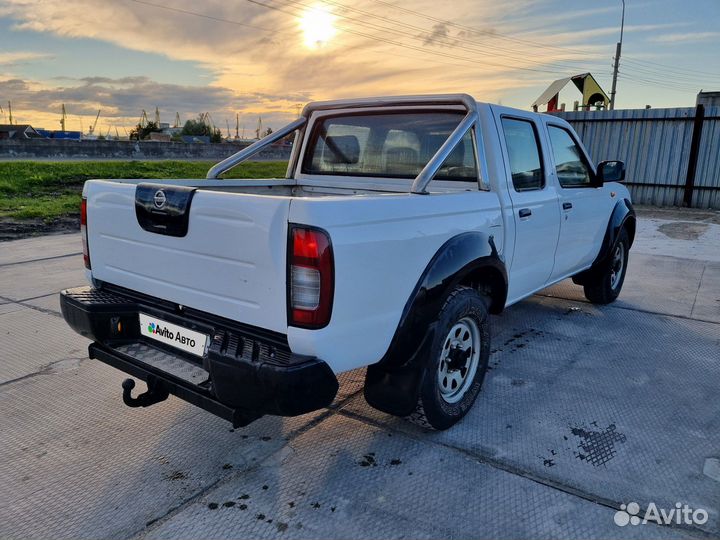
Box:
139 110 148 128
88 109 101 136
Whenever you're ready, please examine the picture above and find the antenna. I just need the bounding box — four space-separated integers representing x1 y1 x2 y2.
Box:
226 119 231 138
60 104 67 131
255 116 263 139
7 101 12 125
174 112 181 128
235 113 239 139
155 106 160 125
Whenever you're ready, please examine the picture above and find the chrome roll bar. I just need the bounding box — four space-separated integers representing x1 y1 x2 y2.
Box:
206 117 306 179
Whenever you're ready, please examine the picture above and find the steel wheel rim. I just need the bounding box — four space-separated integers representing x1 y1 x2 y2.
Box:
610 242 625 290
437 317 481 404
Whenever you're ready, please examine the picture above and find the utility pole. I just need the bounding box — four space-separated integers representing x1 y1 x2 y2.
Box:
609 0 625 110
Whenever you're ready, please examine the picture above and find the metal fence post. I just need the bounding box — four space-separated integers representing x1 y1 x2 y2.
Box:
683 104 705 207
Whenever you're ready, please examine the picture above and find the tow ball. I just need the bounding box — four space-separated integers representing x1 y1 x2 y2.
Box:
121 377 169 408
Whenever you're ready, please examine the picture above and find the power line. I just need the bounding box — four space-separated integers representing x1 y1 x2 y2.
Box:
121 0 277 32
325 0 715 94
119 0 610 78
249 0 589 76
622 56 720 78
121 0 701 102
617 75 698 94
360 0 598 57
618 62 720 86
618 72 702 92
310 0 606 75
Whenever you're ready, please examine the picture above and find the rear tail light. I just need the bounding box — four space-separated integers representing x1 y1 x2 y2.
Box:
81 197 91 269
288 225 333 328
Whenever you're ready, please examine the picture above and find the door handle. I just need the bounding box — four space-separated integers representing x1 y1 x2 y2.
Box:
518 208 532 218
563 202 573 210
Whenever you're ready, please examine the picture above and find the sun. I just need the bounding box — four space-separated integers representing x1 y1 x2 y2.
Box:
299 5 336 49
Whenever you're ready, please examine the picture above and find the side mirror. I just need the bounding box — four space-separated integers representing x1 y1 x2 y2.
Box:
597 160 625 184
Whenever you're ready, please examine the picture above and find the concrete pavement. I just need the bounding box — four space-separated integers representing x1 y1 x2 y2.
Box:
1 211 719 539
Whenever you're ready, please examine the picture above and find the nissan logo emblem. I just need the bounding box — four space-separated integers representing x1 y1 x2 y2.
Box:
153 190 167 209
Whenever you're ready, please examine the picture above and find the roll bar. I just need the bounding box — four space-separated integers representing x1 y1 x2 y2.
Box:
206 117 306 179
206 94 479 191
410 111 476 194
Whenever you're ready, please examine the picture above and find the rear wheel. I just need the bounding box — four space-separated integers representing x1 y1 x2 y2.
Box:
407 286 490 430
583 227 629 304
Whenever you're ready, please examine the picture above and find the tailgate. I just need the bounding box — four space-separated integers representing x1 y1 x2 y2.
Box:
85 180 290 333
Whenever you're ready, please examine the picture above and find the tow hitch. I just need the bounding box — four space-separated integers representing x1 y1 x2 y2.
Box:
121 377 169 408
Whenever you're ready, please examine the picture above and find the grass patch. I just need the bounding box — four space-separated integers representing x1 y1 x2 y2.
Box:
0 160 288 221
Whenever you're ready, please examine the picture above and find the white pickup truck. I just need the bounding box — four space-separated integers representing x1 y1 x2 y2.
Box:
61 94 635 430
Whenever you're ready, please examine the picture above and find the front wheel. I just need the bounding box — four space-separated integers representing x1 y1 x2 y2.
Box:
583 227 630 304
407 286 490 431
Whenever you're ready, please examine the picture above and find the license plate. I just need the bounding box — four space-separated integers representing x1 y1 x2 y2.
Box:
139 313 209 357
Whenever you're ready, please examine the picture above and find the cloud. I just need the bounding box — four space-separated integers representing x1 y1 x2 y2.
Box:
0 51 52 66
0 77 233 116
0 0 670 126
0 76 313 130
648 31 720 44
422 23 452 46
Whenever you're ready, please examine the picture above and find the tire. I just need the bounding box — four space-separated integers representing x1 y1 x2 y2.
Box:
406 286 490 431
583 227 630 304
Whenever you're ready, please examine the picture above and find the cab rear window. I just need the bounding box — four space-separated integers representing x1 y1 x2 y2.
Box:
301 112 478 182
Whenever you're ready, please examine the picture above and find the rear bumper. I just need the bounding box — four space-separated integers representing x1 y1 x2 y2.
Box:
60 285 338 426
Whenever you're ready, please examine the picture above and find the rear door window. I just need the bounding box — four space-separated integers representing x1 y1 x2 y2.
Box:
500 117 545 191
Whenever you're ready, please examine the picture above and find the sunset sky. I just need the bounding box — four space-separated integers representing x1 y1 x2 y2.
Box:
1 0 719 134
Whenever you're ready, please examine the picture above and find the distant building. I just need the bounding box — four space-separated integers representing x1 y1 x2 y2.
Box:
0 124 44 140
148 132 172 142
697 91 720 107
50 131 82 140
